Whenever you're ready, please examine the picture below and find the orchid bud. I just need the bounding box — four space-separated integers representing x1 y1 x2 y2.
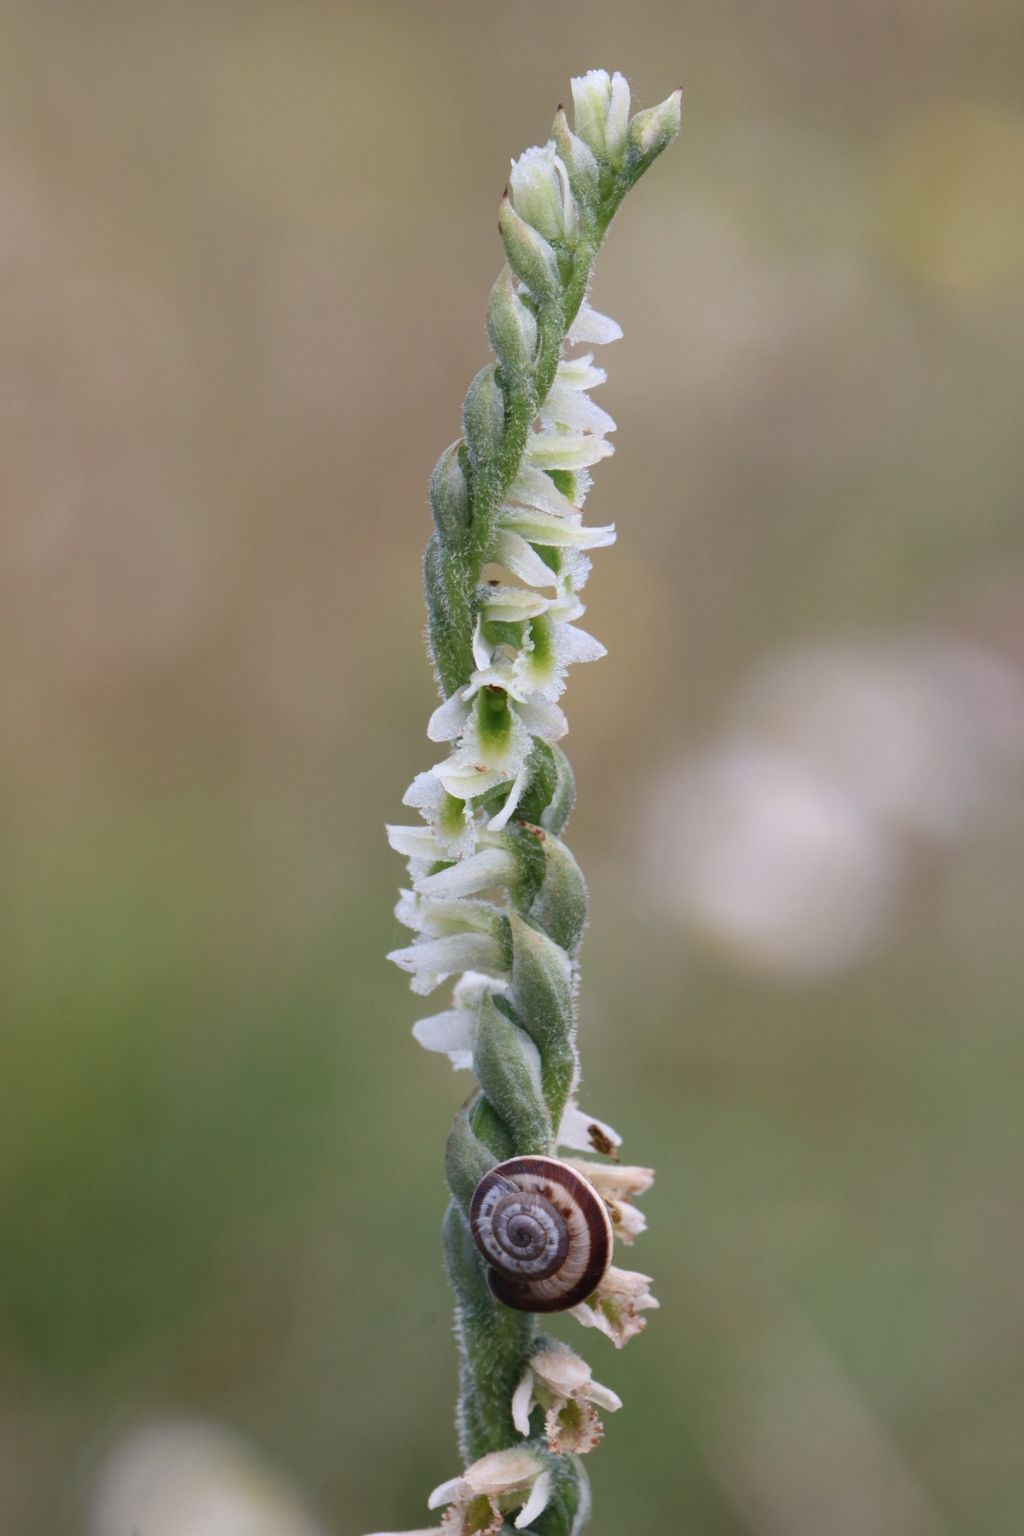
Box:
628 88 683 174
487 266 538 377
462 365 504 472
553 105 600 205
428 443 470 541
570 68 631 167
509 142 579 244
498 193 561 301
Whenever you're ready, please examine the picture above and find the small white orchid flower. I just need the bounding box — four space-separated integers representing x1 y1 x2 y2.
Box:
388 899 508 995
555 353 607 393
427 1447 551 1535
539 354 616 435
491 526 561 589
564 1158 654 1244
411 971 506 1070
557 1102 622 1158
540 381 616 436
570 1265 660 1348
511 601 606 705
567 301 623 346
498 505 616 551
512 1344 622 1455
385 823 452 864
509 142 578 244
506 463 581 518
412 844 516 900
402 771 475 857
525 429 614 474
429 686 567 813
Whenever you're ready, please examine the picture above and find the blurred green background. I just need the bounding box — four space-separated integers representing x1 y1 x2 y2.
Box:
3 2 1024 1533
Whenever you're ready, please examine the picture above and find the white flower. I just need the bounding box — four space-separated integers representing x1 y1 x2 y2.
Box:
510 600 606 705
394 892 497 938
412 843 516 900
388 901 508 996
498 505 615 552
525 429 613 473
512 1344 622 1455
557 1102 622 1158
411 971 506 1070
505 463 581 518
564 1159 654 1244
478 584 551 624
554 353 607 393
567 302 623 346
427 684 567 814
570 1265 659 1347
540 384 616 436
385 823 452 864
402 771 475 857
491 527 561 589
509 143 578 244
411 1008 476 1069
570 69 631 166
539 354 616 436
427 1448 552 1535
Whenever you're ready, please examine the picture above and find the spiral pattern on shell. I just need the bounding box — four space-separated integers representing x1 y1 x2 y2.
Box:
469 1155 613 1312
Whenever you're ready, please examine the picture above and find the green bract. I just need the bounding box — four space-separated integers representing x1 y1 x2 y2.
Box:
376 67 681 1536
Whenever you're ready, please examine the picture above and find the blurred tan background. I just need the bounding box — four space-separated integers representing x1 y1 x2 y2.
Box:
3 2 1024 1533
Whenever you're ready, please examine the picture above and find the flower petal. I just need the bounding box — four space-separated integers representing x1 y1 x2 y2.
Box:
540 383 616 435
428 693 473 743
500 506 616 550
508 463 580 518
558 1104 622 1157
526 430 614 472
464 1449 544 1497
487 761 531 831
555 354 606 392
414 846 516 899
515 694 568 741
388 932 506 995
511 1366 534 1437
514 1470 551 1530
386 825 450 861
481 585 550 623
570 1266 659 1348
491 528 559 589
411 1009 477 1068
428 1479 463 1511
567 302 623 346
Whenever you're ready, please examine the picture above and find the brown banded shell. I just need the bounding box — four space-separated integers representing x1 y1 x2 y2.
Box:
469 1155 614 1312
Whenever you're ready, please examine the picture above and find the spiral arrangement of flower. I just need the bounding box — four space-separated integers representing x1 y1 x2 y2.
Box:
377 69 681 1536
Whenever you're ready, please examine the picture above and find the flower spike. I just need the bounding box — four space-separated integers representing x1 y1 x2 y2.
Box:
375 66 680 1536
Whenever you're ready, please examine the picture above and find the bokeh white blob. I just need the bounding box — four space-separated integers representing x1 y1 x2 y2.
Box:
651 747 901 979
90 1420 326 1536
734 639 1024 842
648 636 1024 978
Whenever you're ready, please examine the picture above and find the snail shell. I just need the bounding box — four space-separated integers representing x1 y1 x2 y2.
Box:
469 1155 613 1312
